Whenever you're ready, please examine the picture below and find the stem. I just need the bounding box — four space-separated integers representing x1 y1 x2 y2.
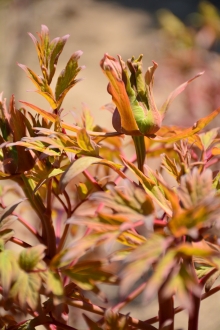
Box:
57 199 87 253
188 259 201 330
188 294 200 330
20 175 56 259
112 282 146 311
66 299 157 330
10 237 32 248
145 285 220 325
158 286 174 330
1 199 42 241
132 136 146 173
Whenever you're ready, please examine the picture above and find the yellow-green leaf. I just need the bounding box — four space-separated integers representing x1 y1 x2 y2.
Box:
59 156 123 192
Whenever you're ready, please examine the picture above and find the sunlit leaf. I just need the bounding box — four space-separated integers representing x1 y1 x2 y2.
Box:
122 158 172 216
154 106 220 143
9 271 41 310
59 156 123 192
45 270 63 297
0 250 19 293
159 72 204 118
55 51 84 108
100 53 140 135
19 244 46 272
77 128 99 155
48 34 70 83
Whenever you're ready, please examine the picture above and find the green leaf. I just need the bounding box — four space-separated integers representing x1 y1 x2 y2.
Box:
45 270 63 297
0 250 19 293
77 128 99 155
63 260 116 291
9 271 41 310
199 128 219 151
17 320 36 330
55 51 84 108
59 156 123 192
48 34 70 83
122 158 172 216
19 244 46 271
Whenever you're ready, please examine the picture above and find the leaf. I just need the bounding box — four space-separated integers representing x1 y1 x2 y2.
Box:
90 179 154 216
154 106 220 143
199 128 219 151
9 271 41 310
122 158 172 216
77 128 99 155
120 234 170 294
161 154 181 182
168 203 217 238
83 314 103 330
159 72 204 118
48 34 70 83
100 53 140 135
18 64 57 109
20 101 122 137
0 199 24 224
177 168 214 209
17 320 36 330
59 156 123 192
0 250 19 293
45 270 63 297
205 270 220 292
212 147 220 156
19 245 46 272
55 51 84 108
63 260 116 291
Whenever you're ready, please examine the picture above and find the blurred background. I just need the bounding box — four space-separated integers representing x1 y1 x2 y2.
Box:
1 0 220 328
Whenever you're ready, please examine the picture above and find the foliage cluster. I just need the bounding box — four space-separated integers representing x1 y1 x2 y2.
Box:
1 14 220 330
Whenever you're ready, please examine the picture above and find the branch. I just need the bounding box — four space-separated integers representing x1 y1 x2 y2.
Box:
66 298 157 330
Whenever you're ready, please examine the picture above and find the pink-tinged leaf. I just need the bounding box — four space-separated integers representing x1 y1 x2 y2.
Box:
59 156 123 192
205 270 220 292
120 234 169 294
154 106 220 143
28 33 43 67
160 72 204 119
122 158 172 216
100 53 140 135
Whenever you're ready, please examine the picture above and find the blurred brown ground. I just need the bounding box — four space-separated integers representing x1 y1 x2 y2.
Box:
1 0 220 329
